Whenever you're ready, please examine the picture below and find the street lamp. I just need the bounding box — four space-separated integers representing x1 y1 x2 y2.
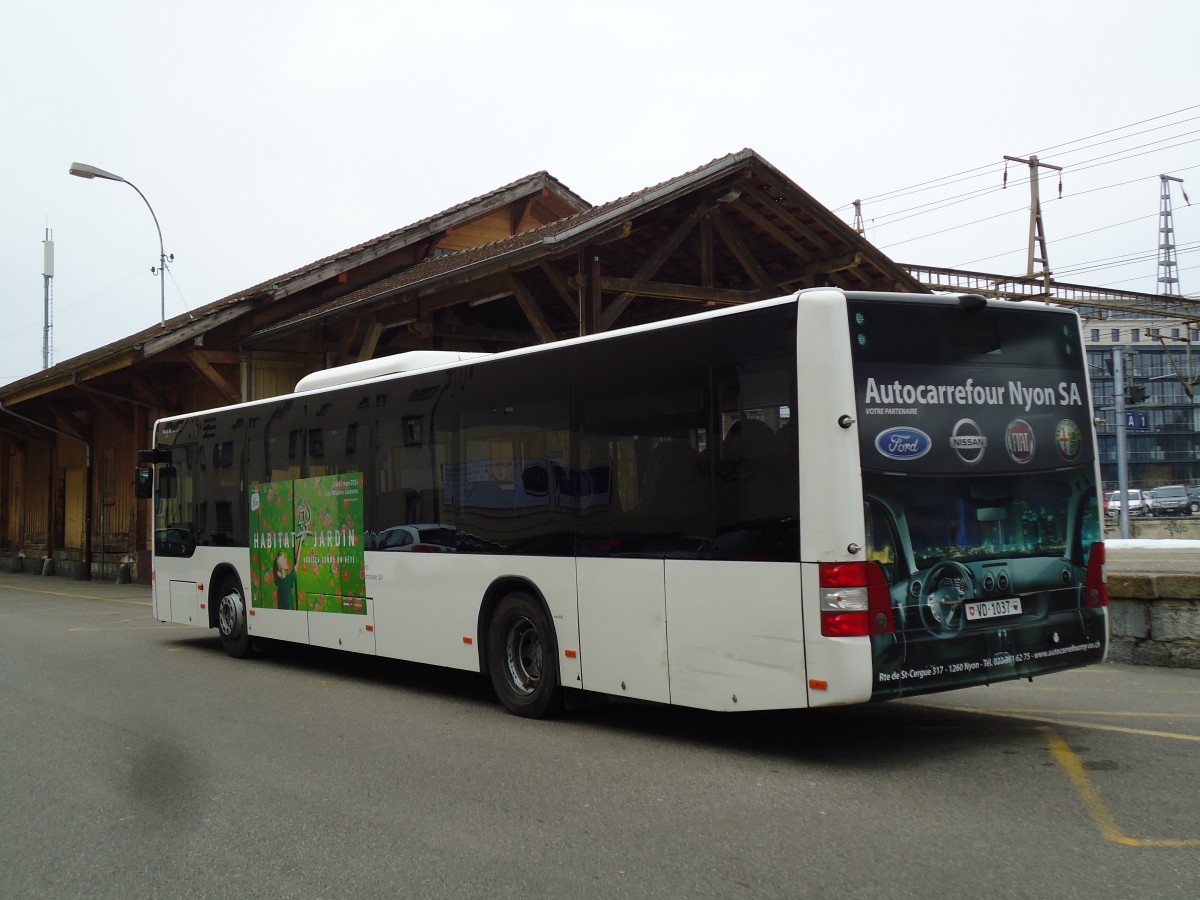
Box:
68 162 172 325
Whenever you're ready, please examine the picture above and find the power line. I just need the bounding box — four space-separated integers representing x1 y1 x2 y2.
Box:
837 104 1200 212
867 139 1200 232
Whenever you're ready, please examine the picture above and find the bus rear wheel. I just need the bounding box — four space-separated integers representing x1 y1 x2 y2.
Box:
488 592 563 718
216 574 254 659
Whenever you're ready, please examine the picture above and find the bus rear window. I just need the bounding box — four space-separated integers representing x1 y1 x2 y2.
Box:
848 299 1080 368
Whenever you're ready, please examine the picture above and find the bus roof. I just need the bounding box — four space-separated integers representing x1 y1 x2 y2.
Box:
153 289 1079 427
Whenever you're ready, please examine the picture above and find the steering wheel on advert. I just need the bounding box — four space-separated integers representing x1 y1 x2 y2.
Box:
918 559 974 637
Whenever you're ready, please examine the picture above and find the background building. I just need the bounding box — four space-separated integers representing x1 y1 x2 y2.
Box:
1084 307 1200 490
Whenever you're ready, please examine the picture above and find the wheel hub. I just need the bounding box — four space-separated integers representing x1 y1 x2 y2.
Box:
218 589 244 638
504 616 543 695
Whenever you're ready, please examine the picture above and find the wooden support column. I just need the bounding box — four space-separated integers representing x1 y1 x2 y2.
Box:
581 250 602 336
701 214 714 288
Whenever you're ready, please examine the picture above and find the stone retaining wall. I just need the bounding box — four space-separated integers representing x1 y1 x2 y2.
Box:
1108 574 1200 668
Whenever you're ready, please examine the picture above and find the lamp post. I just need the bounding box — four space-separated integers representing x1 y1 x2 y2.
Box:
68 162 171 325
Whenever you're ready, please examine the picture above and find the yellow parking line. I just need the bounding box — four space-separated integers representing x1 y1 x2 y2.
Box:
1043 727 1200 848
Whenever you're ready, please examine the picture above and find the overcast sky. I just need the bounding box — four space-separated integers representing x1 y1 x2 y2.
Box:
2 0 1197 386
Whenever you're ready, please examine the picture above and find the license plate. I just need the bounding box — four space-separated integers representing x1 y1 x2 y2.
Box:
965 598 1023 621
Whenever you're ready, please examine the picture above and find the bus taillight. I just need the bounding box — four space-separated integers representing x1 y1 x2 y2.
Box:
819 561 894 636
1085 541 1108 607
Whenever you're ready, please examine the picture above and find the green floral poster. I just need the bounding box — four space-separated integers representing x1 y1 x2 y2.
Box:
249 479 298 610
294 473 366 613
249 473 366 614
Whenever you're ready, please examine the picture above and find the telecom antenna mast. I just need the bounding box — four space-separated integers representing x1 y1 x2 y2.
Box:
42 227 54 370
1157 174 1188 295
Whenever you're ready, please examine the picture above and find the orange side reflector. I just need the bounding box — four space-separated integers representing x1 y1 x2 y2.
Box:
809 679 828 691
564 649 577 659
200 603 206 609
248 609 255 616
365 624 374 632
197 583 204 591
463 636 473 645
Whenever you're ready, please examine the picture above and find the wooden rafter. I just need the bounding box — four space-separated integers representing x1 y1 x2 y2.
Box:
357 319 383 362
598 276 762 306
337 317 362 363
506 274 557 343
80 392 132 431
710 210 776 293
741 193 837 259
44 402 91 442
184 348 240 406
537 262 579 318
600 201 711 330
128 374 179 413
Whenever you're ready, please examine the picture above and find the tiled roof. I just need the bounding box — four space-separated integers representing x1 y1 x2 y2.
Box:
1 170 588 399
252 150 766 336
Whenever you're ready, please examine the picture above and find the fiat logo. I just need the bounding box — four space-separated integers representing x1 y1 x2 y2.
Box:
1005 419 1035 464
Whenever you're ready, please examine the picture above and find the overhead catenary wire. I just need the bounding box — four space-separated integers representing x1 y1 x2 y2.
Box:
865 136 1200 232
837 104 1200 213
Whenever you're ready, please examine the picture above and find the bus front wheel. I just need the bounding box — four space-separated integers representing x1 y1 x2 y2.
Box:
487 592 563 718
216 574 254 659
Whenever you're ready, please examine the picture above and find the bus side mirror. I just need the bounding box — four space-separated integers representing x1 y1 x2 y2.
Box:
159 466 178 500
134 466 154 499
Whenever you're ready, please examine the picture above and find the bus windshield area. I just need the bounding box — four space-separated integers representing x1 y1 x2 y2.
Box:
864 468 1100 580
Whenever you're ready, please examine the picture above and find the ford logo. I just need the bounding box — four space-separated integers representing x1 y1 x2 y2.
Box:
875 427 932 461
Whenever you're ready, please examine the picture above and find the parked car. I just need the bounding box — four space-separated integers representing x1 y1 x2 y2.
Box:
1143 488 1157 514
1151 484 1192 517
1189 485 1200 513
373 524 458 552
1106 489 1148 517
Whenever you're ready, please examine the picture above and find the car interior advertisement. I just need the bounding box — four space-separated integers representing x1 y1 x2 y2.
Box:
847 300 1106 700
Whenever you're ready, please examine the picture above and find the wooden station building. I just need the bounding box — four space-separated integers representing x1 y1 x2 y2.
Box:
0 149 924 581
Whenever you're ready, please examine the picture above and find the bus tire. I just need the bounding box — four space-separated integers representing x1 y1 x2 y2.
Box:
487 592 563 718
216 573 254 659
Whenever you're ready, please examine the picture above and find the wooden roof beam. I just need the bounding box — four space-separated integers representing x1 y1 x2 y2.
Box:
537 262 580 319
184 348 240 406
740 192 838 258
44 402 91 442
129 374 179 413
506 274 557 343
601 200 711 329
598 276 762 306
710 210 777 294
83 392 133 431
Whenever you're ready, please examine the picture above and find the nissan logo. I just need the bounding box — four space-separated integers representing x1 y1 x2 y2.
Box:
950 418 987 465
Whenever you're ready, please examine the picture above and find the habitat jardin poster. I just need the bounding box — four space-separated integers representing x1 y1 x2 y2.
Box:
249 473 367 614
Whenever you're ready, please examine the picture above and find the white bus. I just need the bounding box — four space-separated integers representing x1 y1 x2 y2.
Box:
136 288 1108 717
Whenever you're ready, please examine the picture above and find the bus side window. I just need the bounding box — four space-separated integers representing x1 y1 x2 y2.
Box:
158 465 177 499
640 438 706 523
